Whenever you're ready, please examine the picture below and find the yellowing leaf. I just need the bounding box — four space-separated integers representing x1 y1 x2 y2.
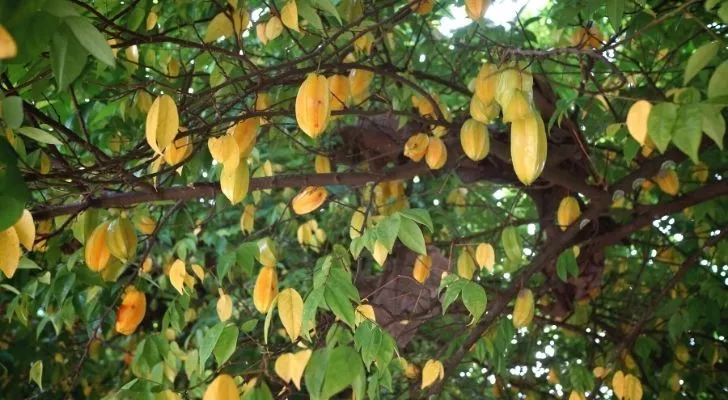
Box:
0 228 21 278
169 259 187 295
277 288 303 341
265 16 283 41
191 263 205 280
217 289 233 322
274 350 311 390
624 374 643 400
208 135 240 168
146 94 179 155
281 1 299 32
203 374 240 400
475 243 495 272
220 161 250 205
13 209 35 250
626 100 652 145
204 13 235 42
355 304 376 326
421 359 444 389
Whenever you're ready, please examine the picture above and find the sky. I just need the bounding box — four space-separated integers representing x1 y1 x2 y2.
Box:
439 0 550 36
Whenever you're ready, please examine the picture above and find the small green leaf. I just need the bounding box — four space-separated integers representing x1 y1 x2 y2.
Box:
647 102 678 153
241 319 258 333
462 282 487 324
700 104 725 150
684 41 719 85
321 347 364 399
606 0 624 31
708 61 728 99
314 0 342 23
16 127 62 145
374 214 400 252
263 296 278 345
397 217 426 255
213 325 238 365
399 209 434 232
1 96 23 129
65 17 115 67
324 285 355 328
672 104 703 163
199 323 224 371
29 360 42 390
298 0 324 30
50 26 88 91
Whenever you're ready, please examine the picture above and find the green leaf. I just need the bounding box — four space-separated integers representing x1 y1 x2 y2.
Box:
501 226 522 262
374 214 400 252
199 323 224 371
606 0 624 31
672 104 703 163
684 41 719 85
646 102 678 153
700 104 726 150
65 16 115 67
1 96 23 129
350 236 365 259
241 319 258 333
0 137 30 231
556 248 579 282
397 217 426 255
16 127 62 145
298 0 324 31
322 347 364 399
399 209 434 232
304 348 331 399
263 296 278 345
462 282 487 324
50 25 88 91
708 61 728 99
29 360 42 390
720 2 728 23
324 285 355 328
302 287 324 340
314 0 342 23
213 325 239 365
622 137 640 164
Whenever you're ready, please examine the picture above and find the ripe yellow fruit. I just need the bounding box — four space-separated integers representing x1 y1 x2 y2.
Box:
137 216 156 235
280 0 299 32
228 118 259 158
465 0 489 20
86 222 112 272
569 392 586 400
421 359 445 389
291 186 328 214
256 92 270 123
557 196 581 231
571 26 603 49
475 63 499 103
460 119 490 161
350 207 367 239
475 243 495 272
13 209 35 250
253 266 278 313
425 136 447 170
106 217 138 262
257 237 277 266
354 32 374 54
220 161 250 205
0 227 20 279
411 0 435 15
240 204 255 234
403 133 430 162
510 111 547 185
296 73 331 139
512 288 534 328
495 64 533 107
256 23 268 44
470 94 500 123
502 89 531 123
413 254 432 283
265 16 283 41
457 250 476 279
626 100 652 145
203 374 240 400
216 289 233 322
328 74 351 112
314 154 331 173
115 286 146 335
0 25 17 59
163 135 192 169
655 170 679 196
146 94 179 155
349 69 374 102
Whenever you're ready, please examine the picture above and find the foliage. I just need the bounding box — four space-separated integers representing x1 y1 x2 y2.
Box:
0 0 727 399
